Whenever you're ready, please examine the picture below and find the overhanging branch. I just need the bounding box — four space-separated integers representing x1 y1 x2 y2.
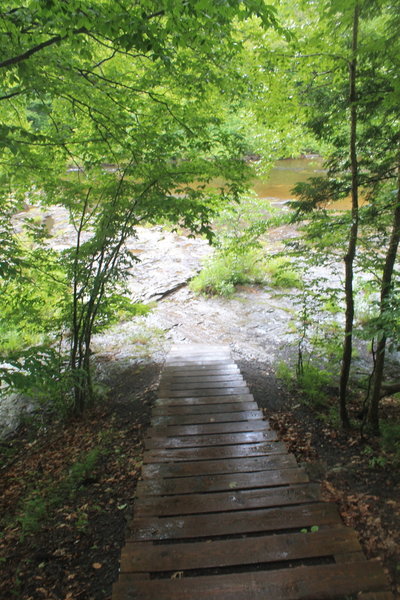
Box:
0 28 87 69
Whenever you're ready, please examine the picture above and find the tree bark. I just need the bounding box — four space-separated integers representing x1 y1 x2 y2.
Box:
338 2 359 429
367 164 400 433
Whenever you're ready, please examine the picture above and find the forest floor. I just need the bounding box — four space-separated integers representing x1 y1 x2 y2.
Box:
1 223 399 599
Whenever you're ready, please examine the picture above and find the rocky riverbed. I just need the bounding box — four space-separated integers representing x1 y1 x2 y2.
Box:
0 204 384 437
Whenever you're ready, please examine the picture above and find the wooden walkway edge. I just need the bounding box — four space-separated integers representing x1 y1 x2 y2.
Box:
112 344 393 600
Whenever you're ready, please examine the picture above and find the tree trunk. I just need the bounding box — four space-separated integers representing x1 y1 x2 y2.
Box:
367 165 400 434
338 1 359 429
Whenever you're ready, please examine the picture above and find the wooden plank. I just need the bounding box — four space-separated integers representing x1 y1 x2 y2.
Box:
143 441 286 462
134 483 322 517
334 551 366 563
167 347 230 358
137 466 308 496
130 503 341 541
145 430 278 449
167 353 231 361
147 420 270 437
158 386 250 397
113 344 392 600
151 410 263 426
113 562 390 600
120 528 362 573
358 594 394 600
152 401 258 415
163 365 240 376
155 394 253 406
166 348 231 357
165 359 235 367
160 379 245 390
161 374 243 384
141 454 297 479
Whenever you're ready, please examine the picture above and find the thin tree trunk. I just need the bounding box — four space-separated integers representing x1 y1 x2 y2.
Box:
367 165 400 433
339 1 359 429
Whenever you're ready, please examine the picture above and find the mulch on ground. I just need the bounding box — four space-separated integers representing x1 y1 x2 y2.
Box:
0 361 161 600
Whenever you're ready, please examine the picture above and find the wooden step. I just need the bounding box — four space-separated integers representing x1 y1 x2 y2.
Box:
134 483 322 517
130 502 340 540
113 343 392 600
113 561 391 600
120 528 362 573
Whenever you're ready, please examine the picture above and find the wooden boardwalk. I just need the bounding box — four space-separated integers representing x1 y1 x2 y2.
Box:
113 344 393 600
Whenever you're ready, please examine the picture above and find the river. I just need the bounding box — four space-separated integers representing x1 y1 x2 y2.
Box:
253 157 352 210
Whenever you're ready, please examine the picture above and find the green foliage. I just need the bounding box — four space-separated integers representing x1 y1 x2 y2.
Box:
380 422 400 459
0 1 287 413
368 455 387 469
191 193 278 296
285 0 400 430
0 344 72 419
0 247 67 349
212 194 276 254
90 295 152 333
277 360 332 408
17 495 47 538
276 361 293 386
265 256 303 289
65 448 102 497
191 248 266 297
301 525 320 533
17 447 103 539
297 364 332 406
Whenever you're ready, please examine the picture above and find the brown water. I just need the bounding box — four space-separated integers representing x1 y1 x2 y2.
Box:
254 157 353 210
253 157 323 202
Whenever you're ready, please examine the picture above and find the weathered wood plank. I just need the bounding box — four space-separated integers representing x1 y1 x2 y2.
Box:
141 454 297 479
162 365 240 376
166 353 231 361
147 420 269 437
160 379 245 391
158 386 250 398
145 430 278 449
130 502 340 541
155 394 253 406
161 374 243 384
152 401 258 415
166 347 230 358
134 483 322 517
120 529 362 573
358 593 394 600
151 410 263 426
113 562 390 600
334 551 366 563
113 344 392 600
143 441 286 462
165 359 235 367
137 466 308 496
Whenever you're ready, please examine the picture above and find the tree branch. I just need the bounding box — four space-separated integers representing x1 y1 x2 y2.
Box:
0 88 29 101
0 28 87 69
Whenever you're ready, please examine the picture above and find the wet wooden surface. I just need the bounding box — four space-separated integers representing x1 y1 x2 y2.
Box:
113 344 393 600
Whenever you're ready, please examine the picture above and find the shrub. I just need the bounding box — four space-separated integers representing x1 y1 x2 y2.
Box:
381 422 400 459
265 256 303 289
190 249 265 296
277 360 332 408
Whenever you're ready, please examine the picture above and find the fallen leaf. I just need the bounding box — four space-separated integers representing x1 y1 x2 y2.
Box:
171 571 184 579
92 562 102 569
